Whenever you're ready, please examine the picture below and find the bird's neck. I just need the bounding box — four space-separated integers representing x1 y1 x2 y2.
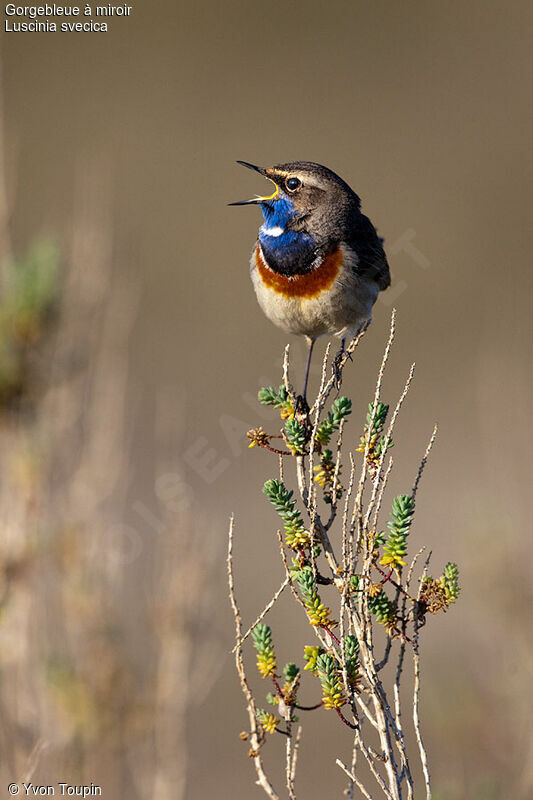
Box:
259 198 316 276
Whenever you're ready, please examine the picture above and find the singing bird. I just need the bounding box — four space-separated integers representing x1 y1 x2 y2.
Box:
230 161 390 402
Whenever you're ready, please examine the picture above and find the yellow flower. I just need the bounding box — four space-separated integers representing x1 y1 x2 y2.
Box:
306 603 336 628
257 711 279 734
256 652 277 678
279 402 294 420
303 645 321 673
313 466 327 487
322 690 346 710
379 552 407 569
367 581 383 598
263 714 279 734
286 528 312 550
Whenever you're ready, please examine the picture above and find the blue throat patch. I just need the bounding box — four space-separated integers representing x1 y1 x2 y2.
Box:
258 195 315 275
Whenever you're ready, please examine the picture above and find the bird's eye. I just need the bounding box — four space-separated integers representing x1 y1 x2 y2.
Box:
285 177 301 192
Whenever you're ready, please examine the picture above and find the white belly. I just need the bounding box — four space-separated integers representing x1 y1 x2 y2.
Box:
249 244 378 339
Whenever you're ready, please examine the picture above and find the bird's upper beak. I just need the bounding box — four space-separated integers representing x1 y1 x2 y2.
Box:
228 161 280 205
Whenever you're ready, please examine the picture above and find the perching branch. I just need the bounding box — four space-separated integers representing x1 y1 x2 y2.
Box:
228 312 460 798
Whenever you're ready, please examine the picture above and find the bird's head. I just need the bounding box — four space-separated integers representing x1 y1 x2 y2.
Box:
230 161 361 247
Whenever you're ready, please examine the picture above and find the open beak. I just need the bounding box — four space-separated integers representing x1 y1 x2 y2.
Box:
228 161 280 205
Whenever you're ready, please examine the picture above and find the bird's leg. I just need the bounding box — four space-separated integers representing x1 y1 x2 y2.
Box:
302 336 315 402
294 336 315 418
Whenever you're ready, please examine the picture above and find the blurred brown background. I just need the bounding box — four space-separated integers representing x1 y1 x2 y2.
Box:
1 1 532 798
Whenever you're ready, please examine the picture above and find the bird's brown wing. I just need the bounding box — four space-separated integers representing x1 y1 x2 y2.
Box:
347 213 391 291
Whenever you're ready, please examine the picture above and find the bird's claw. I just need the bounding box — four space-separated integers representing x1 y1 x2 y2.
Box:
332 341 353 390
294 394 310 419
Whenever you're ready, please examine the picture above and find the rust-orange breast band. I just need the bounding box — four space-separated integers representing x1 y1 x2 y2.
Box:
255 246 342 298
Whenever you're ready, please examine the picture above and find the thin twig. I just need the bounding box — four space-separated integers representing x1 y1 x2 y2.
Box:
393 636 414 800
275 529 307 613
342 454 356 571
413 553 432 799
290 725 303 787
336 759 375 800
346 735 359 800
232 577 290 653
355 730 395 800
23 739 48 785
351 311 398 623
412 425 438 499
282 344 292 396
365 361 416 533
352 312 396 538
312 327 368 413
294 701 322 711
370 456 394 534
336 707 358 729
285 715 296 800
227 517 279 800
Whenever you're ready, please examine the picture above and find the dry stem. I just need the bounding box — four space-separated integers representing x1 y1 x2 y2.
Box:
229 313 446 799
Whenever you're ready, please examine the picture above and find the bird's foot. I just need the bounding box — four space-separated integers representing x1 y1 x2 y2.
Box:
332 345 351 390
294 394 310 420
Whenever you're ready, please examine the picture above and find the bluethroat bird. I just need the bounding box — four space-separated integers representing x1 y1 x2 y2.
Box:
230 161 390 404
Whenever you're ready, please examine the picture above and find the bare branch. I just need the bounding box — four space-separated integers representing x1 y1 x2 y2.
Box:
232 577 290 653
290 725 303 785
413 554 433 800
230 312 459 800
227 517 280 800
412 425 438 499
336 758 375 800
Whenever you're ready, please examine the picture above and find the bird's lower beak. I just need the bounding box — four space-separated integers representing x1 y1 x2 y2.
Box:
227 196 263 206
228 161 280 206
